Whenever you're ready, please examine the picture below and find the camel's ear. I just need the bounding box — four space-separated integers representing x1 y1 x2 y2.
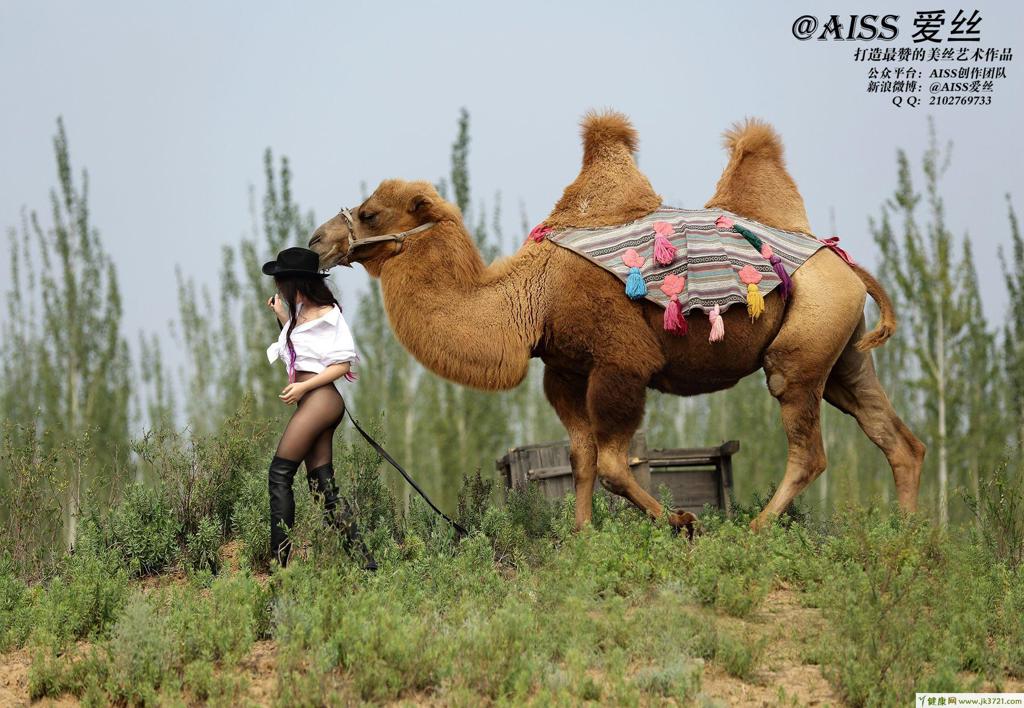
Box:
408 192 433 215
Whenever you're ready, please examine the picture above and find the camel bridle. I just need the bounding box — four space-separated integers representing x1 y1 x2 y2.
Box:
333 207 437 263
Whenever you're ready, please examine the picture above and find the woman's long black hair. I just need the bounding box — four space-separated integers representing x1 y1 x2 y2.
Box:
274 274 341 382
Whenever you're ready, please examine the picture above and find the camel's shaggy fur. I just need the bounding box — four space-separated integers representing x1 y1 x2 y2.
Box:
544 110 662 229
309 112 924 532
706 118 812 235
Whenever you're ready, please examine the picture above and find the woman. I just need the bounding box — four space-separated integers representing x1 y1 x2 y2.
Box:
262 246 371 569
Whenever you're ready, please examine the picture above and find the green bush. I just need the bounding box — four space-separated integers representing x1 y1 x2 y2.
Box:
131 400 274 539
0 555 33 650
633 657 703 700
231 468 271 571
167 574 263 664
0 422 77 579
29 548 130 648
102 595 178 704
78 482 180 577
184 515 222 574
456 467 495 533
960 446 1024 568
816 510 972 704
684 521 775 617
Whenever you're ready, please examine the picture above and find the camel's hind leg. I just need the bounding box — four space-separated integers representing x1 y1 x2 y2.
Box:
752 258 865 531
824 319 926 511
543 366 598 530
586 367 696 531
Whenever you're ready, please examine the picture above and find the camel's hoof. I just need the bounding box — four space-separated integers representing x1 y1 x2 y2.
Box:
670 509 699 541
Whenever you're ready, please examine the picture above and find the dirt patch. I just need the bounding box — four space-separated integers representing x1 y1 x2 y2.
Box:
0 649 32 707
0 648 81 708
239 639 278 704
699 588 844 706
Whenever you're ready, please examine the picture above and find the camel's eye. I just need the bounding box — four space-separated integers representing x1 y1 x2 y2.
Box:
359 210 377 223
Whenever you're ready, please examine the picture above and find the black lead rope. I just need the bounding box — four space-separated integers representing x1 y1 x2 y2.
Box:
344 407 468 538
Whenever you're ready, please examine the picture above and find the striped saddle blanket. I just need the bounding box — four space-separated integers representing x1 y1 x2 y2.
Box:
533 206 826 316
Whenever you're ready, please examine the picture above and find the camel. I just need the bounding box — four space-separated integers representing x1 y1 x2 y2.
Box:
307 111 925 532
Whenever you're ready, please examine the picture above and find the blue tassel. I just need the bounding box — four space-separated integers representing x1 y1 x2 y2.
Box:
625 267 647 299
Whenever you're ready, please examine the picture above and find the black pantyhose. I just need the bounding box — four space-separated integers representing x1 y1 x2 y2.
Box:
274 371 345 467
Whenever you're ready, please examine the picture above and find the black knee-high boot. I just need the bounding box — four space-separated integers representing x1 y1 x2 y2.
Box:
306 461 343 527
268 455 300 568
306 462 377 571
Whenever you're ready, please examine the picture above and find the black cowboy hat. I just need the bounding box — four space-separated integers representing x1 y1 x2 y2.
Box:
262 247 330 278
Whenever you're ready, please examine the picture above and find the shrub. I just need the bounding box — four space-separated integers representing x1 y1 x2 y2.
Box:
684 521 775 617
0 422 90 579
231 468 271 571
816 510 969 704
78 482 179 577
0 554 33 650
31 546 130 649
168 574 262 664
131 398 275 539
631 657 703 701
456 467 494 533
102 595 178 704
692 622 766 680
334 419 402 542
959 447 1024 568
184 515 222 574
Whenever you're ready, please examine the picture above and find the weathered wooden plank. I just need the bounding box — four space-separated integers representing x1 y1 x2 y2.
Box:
497 434 735 514
526 465 573 481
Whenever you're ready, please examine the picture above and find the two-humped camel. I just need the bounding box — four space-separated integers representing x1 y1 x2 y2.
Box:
308 111 925 532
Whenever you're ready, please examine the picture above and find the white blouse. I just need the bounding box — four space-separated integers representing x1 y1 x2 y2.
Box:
266 302 359 395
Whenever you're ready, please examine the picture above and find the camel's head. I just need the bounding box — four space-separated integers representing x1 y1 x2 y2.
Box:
306 208 354 270
308 179 458 274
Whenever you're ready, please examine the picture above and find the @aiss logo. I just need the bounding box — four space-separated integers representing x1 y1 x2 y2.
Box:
792 14 900 41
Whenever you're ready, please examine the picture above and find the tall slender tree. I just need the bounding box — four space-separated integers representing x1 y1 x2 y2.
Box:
999 196 1024 446
1 118 133 547
870 119 984 526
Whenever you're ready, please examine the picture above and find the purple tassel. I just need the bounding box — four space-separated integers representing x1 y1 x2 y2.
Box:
761 245 792 301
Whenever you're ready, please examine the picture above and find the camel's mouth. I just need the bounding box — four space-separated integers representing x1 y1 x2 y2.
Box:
308 208 356 269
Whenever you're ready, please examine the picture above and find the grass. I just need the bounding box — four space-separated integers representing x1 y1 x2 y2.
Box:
2 417 1023 705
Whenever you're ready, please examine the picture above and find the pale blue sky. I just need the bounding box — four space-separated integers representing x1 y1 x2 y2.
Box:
2 1 1021 430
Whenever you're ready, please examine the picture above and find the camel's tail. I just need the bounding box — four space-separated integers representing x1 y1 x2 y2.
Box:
850 262 897 351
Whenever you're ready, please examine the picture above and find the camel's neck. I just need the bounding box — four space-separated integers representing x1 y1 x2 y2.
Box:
377 222 544 390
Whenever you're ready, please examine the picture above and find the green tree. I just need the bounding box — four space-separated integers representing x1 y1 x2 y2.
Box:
999 196 1024 446
1 117 133 548
870 119 989 526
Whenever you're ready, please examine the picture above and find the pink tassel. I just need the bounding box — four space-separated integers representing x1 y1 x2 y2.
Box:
761 244 792 301
287 342 297 383
708 304 725 342
527 224 552 243
652 222 677 265
659 273 687 335
663 297 688 335
653 235 677 265
342 354 360 381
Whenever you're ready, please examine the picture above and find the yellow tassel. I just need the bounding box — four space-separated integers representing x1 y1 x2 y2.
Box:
746 282 765 320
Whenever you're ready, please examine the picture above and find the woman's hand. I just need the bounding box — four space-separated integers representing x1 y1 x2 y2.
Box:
279 381 309 405
267 293 288 323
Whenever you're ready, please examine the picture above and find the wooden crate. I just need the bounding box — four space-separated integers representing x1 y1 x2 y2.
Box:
496 433 737 515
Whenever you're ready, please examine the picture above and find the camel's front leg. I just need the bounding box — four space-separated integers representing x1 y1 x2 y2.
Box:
587 367 697 532
543 366 597 529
